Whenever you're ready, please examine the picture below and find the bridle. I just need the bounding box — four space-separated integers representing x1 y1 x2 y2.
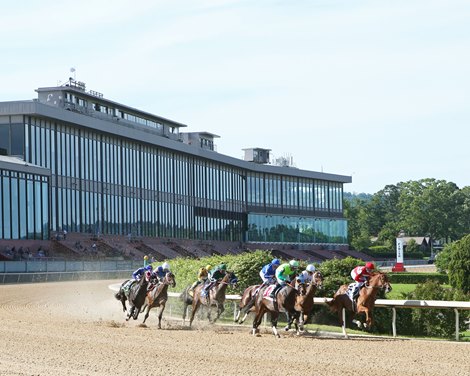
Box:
162 272 176 287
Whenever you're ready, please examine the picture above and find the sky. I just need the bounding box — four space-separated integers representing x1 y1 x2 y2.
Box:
1 0 469 194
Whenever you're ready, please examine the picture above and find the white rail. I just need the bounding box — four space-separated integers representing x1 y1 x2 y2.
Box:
172 291 470 341
110 286 470 341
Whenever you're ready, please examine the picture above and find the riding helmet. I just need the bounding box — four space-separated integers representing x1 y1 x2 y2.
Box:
271 258 281 266
365 262 375 270
162 262 170 271
306 264 316 273
289 260 300 269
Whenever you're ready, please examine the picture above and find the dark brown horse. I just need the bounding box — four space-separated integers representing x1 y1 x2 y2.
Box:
141 271 176 328
114 271 151 321
286 271 324 332
189 271 238 327
234 284 260 324
327 271 392 337
251 281 300 338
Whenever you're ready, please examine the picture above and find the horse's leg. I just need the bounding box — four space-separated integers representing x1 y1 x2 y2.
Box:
361 306 372 329
271 311 280 338
252 306 266 336
142 304 151 324
158 303 165 329
234 304 242 323
213 302 225 323
182 302 188 323
189 300 200 328
133 306 141 320
284 312 293 331
298 311 305 333
126 306 134 321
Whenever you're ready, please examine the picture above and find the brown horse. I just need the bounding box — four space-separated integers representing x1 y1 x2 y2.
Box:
286 271 324 332
189 271 238 327
327 271 392 337
114 271 151 321
141 271 176 328
251 281 300 338
234 284 260 324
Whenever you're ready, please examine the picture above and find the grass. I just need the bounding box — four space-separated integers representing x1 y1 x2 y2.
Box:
387 283 416 299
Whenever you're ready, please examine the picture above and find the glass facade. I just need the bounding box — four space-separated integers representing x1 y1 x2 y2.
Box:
247 214 347 244
0 87 349 245
24 117 246 242
0 168 49 240
245 172 346 244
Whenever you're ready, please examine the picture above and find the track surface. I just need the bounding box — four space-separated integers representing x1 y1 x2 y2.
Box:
0 280 469 376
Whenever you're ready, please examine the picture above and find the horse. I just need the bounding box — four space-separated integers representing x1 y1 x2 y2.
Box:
180 285 194 324
251 280 300 338
286 271 324 332
327 271 392 337
114 271 151 321
141 271 176 328
234 284 260 324
188 271 238 327
180 285 209 324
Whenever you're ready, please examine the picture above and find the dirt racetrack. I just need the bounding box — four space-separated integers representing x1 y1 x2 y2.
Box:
0 280 469 376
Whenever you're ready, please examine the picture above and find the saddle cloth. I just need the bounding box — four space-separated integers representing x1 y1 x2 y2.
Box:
346 283 357 301
262 284 276 298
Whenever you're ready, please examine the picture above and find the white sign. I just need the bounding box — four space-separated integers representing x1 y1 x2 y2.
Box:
396 238 404 263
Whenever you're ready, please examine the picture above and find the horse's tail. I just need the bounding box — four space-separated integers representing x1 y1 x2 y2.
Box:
179 286 193 305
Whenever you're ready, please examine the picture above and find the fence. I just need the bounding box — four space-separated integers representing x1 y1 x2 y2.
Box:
0 260 144 284
161 291 470 341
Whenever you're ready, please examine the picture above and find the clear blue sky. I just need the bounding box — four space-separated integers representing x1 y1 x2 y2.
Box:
2 0 469 194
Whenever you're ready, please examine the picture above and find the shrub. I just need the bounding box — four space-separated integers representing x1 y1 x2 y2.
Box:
448 234 470 294
399 281 470 338
388 273 448 284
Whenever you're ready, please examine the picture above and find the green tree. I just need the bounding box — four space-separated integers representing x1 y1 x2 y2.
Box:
344 198 371 250
448 234 470 294
365 184 402 237
434 242 453 273
398 179 464 242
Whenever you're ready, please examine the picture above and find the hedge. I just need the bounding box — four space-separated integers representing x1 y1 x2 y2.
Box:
388 272 448 284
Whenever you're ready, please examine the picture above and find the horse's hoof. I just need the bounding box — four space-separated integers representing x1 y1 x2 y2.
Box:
284 326 290 331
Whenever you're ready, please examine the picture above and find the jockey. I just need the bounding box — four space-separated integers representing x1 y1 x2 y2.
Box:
269 260 299 300
189 264 212 293
151 262 170 283
349 262 375 300
259 258 281 285
124 264 152 292
133 264 153 281
299 264 316 283
202 263 227 297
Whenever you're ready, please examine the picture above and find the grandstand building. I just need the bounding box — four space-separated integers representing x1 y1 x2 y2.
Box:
0 79 352 260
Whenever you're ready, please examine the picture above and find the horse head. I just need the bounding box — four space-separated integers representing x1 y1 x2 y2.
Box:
226 271 238 288
312 271 324 290
164 271 176 288
368 272 392 293
294 278 307 296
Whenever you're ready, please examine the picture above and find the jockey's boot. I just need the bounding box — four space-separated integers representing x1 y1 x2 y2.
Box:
270 284 281 300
